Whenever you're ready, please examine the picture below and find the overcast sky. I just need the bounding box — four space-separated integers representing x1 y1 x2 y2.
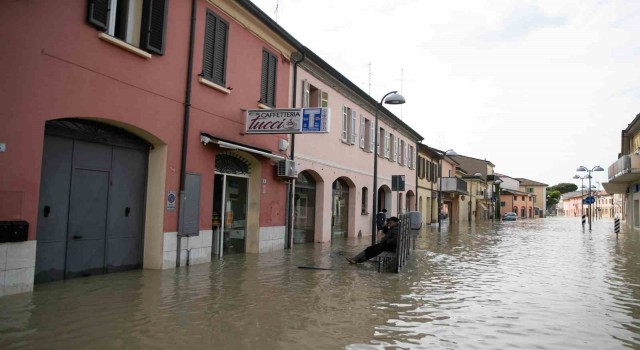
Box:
252 0 640 189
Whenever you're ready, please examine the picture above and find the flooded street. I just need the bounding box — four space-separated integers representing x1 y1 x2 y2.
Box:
2 217 640 349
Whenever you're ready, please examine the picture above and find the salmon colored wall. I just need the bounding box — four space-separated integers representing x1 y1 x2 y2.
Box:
0 1 189 239
0 0 293 240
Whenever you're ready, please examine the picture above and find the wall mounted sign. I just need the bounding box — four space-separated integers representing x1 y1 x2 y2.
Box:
245 108 330 134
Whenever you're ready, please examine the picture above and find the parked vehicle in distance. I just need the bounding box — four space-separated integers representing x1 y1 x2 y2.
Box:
502 212 517 221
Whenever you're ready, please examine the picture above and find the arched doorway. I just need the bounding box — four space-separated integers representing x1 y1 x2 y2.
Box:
213 153 250 255
331 178 349 238
294 171 316 243
35 119 149 283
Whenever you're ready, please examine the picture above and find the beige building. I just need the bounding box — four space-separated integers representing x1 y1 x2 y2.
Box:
517 178 548 218
417 144 441 224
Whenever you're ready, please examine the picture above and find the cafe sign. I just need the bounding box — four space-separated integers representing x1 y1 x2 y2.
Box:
245 108 331 134
245 109 302 134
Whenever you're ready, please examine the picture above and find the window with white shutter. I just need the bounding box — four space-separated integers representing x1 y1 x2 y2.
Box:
349 110 357 144
368 120 374 152
341 106 348 142
384 130 390 158
359 116 365 149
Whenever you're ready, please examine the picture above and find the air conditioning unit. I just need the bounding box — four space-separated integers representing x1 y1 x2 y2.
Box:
277 159 298 178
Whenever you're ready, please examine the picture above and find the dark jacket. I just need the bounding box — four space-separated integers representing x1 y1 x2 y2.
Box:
381 225 398 246
376 212 386 229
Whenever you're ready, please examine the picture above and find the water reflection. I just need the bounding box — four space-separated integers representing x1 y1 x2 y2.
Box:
2 218 640 349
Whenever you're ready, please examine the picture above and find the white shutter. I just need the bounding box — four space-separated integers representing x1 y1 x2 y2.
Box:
359 115 365 148
369 120 374 152
392 135 398 162
376 127 381 155
384 130 390 158
350 109 357 144
302 79 310 108
341 106 348 142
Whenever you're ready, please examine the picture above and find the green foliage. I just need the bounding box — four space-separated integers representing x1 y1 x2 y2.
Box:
546 190 561 209
546 183 577 194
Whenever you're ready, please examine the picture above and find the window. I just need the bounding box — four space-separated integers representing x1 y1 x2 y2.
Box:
384 130 390 158
359 116 366 149
368 120 375 152
260 49 277 107
408 145 414 169
391 134 398 161
87 0 168 55
350 110 357 144
302 80 329 108
399 140 405 165
202 10 228 86
377 127 383 155
341 106 356 144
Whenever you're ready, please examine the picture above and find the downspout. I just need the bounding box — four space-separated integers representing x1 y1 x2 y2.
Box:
416 141 420 211
177 0 197 267
286 50 305 249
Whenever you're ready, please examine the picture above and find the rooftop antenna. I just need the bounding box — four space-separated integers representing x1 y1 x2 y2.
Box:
274 0 279 22
368 63 372 95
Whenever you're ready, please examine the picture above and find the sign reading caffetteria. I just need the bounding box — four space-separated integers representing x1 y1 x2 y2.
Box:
245 109 302 134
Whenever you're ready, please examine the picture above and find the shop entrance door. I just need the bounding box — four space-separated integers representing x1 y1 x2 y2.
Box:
213 174 248 256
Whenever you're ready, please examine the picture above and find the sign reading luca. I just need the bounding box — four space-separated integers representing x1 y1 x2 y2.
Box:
245 109 302 134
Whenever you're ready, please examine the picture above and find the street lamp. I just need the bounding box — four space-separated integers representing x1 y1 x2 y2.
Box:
576 165 604 230
371 91 405 245
438 149 457 232
573 174 590 220
493 178 503 221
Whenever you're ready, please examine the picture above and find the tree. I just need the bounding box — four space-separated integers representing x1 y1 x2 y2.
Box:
547 183 577 194
546 190 561 210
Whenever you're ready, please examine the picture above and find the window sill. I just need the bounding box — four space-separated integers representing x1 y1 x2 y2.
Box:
258 103 272 109
198 77 231 94
98 33 151 59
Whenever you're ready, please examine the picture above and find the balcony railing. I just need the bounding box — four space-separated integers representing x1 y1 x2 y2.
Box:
608 154 640 183
440 177 469 194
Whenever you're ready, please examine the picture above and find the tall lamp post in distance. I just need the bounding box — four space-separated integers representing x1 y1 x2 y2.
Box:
573 174 589 219
371 91 405 245
576 165 604 230
438 149 457 232
493 178 503 222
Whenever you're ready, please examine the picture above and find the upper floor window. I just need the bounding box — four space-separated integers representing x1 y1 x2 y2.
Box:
260 49 277 107
202 10 228 86
391 134 398 161
399 140 405 165
408 145 415 169
384 130 390 158
368 120 374 152
359 116 366 149
341 106 356 144
87 0 168 55
377 127 384 156
302 80 329 108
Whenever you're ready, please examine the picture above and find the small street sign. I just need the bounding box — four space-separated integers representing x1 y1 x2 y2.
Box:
583 196 595 204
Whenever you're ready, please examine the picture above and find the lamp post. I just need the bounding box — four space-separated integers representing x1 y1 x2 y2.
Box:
437 149 457 232
493 179 503 221
573 174 589 219
576 165 604 230
371 91 405 245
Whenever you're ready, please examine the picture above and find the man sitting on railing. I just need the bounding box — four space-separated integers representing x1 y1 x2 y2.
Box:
346 217 399 264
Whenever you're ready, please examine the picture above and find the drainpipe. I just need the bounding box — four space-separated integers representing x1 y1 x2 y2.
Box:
286 50 305 249
177 0 197 268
